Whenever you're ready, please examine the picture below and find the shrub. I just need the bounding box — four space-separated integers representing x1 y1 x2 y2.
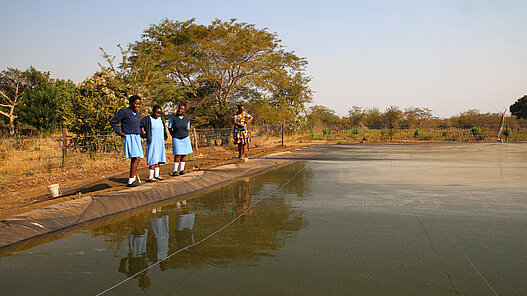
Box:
414 129 419 138
336 140 345 144
503 127 512 137
322 128 329 136
471 126 481 137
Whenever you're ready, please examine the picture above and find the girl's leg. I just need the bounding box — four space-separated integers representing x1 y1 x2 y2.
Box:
242 143 248 158
237 143 243 158
173 155 181 174
179 155 187 173
154 163 162 179
148 164 156 180
129 157 140 183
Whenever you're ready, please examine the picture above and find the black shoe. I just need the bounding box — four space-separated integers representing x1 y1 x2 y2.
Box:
145 178 158 183
170 171 179 176
126 180 141 187
154 176 164 181
179 170 185 175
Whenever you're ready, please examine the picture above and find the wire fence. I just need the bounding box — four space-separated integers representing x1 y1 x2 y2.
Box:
0 123 525 180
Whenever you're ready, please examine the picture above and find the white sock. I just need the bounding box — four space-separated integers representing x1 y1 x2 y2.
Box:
180 162 185 171
154 167 160 177
149 169 154 179
128 177 135 184
173 162 179 172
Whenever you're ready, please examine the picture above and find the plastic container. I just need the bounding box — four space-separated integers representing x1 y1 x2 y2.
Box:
47 184 62 198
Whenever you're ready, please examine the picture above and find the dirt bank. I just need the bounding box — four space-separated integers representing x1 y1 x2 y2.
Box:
0 144 309 220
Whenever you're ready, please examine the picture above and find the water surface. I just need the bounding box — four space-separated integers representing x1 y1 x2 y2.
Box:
0 143 525 295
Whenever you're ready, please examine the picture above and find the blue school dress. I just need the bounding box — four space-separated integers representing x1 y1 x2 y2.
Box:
145 117 167 166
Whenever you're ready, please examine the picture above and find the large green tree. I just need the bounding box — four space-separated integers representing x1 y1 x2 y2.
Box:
111 18 311 127
306 105 341 127
64 70 128 136
510 95 527 119
16 67 76 134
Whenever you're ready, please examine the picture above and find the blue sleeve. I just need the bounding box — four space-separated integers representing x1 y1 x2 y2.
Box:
168 116 173 128
139 116 148 139
110 109 124 135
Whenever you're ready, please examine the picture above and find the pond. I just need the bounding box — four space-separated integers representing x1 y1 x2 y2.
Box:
0 143 525 295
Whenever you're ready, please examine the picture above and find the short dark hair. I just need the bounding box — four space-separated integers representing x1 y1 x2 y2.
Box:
152 105 162 114
128 95 141 105
178 102 187 108
237 104 244 109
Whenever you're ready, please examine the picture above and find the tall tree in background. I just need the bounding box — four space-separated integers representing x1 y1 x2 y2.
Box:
0 68 26 136
17 67 76 134
306 105 341 127
114 18 311 127
402 107 433 128
510 95 527 119
345 106 366 126
64 70 128 136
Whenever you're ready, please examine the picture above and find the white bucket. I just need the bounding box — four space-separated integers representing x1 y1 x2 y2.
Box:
47 184 62 198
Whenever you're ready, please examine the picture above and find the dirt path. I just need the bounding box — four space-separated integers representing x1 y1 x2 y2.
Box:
0 143 308 220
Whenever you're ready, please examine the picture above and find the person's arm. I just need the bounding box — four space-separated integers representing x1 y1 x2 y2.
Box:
139 117 148 139
246 113 253 125
110 109 126 138
168 115 174 135
163 119 168 141
233 115 243 127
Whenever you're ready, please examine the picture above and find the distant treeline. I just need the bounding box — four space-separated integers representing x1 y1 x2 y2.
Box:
304 105 527 130
1 18 526 137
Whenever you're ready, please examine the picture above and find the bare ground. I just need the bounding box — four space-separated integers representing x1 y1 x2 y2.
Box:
0 143 308 220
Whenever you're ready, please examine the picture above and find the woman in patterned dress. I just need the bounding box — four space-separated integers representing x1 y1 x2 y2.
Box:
232 104 253 159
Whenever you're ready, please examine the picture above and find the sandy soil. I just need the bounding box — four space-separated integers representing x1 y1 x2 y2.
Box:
0 143 309 220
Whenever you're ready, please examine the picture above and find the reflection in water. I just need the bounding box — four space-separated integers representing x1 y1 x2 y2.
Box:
118 216 151 290
0 162 310 294
150 208 169 264
174 202 195 251
114 162 309 291
234 178 252 223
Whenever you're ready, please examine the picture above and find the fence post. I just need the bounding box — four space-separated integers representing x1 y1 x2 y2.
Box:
61 126 67 170
193 128 199 154
281 124 284 147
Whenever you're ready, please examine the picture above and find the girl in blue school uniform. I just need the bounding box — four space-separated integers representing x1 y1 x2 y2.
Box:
140 105 168 182
168 103 193 176
110 95 144 187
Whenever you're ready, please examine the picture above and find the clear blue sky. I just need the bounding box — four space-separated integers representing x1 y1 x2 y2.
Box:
1 0 526 117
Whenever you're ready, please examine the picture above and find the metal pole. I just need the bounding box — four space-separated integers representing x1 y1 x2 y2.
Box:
281 124 284 147
62 126 67 170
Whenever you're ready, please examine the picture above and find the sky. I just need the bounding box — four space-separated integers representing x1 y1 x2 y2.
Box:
1 0 526 118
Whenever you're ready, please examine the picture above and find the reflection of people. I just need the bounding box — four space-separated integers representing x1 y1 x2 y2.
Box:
119 216 151 290
232 104 253 159
110 95 144 187
168 103 193 176
174 203 195 250
150 207 170 267
140 105 168 182
234 179 252 222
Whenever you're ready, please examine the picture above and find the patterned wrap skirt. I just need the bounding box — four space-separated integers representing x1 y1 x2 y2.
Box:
233 127 250 144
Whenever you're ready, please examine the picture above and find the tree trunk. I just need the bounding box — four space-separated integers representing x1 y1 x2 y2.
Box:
9 115 15 137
